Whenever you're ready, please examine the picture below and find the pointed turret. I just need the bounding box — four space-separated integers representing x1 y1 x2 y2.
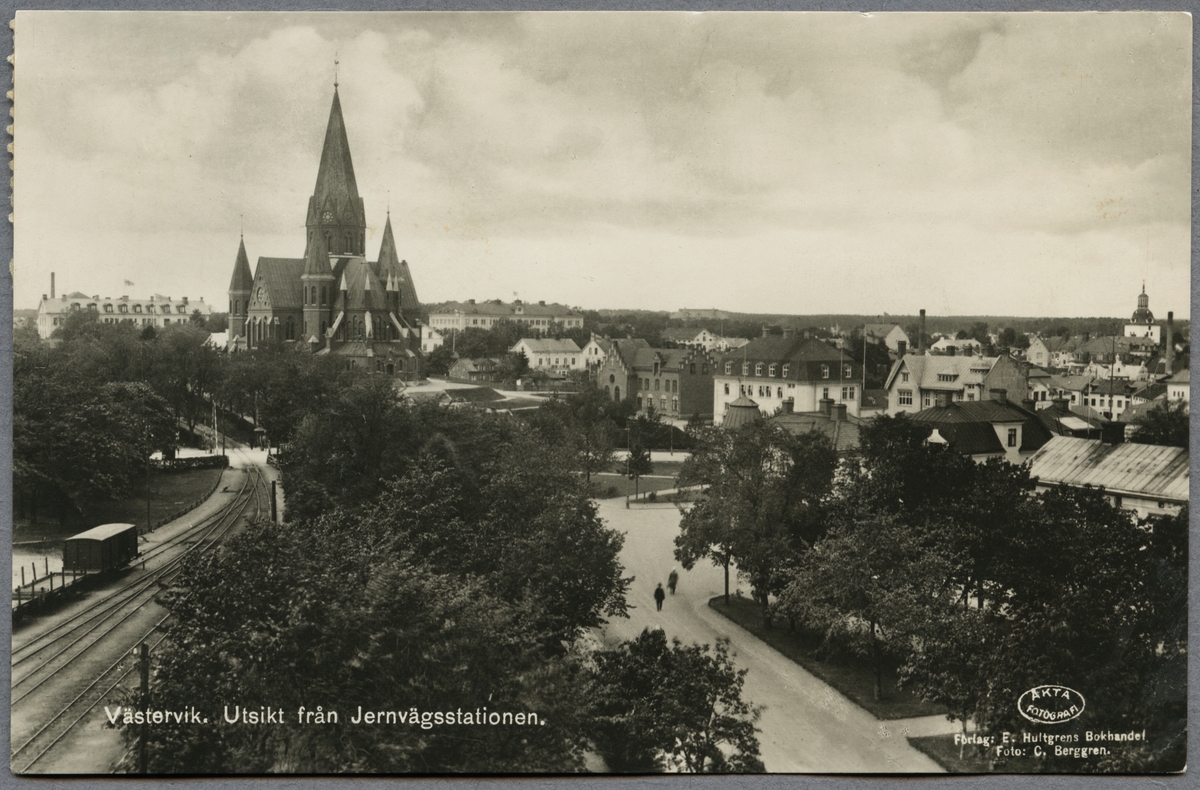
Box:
305 87 366 257
228 236 254 339
377 212 401 275
301 227 334 344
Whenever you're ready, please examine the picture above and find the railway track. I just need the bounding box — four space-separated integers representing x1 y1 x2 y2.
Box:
10 449 273 774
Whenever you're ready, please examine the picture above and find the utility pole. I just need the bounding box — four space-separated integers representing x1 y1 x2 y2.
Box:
138 642 150 773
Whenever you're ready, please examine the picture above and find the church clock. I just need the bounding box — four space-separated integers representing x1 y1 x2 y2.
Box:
322 210 334 223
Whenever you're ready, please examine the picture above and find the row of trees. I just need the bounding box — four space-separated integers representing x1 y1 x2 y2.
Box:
676 415 1185 771
128 382 764 772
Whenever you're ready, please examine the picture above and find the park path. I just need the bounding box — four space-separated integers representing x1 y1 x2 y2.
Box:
595 497 948 773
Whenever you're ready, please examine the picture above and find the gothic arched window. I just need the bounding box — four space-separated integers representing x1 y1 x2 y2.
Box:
320 286 327 306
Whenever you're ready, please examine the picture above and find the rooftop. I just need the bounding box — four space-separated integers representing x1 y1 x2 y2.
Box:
1026 436 1188 503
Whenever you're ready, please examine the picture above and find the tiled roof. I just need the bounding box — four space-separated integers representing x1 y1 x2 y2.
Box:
909 399 1052 455
1120 398 1168 425
861 388 889 409
1131 382 1167 401
717 336 853 381
885 354 998 390
1048 374 1094 393
772 412 861 454
663 328 705 342
332 257 385 312
432 300 580 318
514 338 582 354
864 323 903 339
1026 437 1188 503
256 258 306 310
1167 367 1190 384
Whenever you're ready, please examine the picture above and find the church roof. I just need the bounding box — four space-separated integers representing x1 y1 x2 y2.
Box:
312 88 360 214
255 258 306 309
229 237 254 292
304 227 333 278
333 257 385 312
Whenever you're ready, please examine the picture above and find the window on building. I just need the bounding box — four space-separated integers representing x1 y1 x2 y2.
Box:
777 387 783 398
132 304 142 313
654 379 660 392
660 398 666 411
923 395 931 407
104 304 113 313
899 389 913 406
702 363 708 374
1007 428 1017 447
637 397 643 409
822 387 829 400
843 386 856 400
755 363 763 376
901 372 909 383
967 393 974 401
742 362 750 376
768 364 777 377
782 364 790 378
725 362 732 375
724 383 730 395
844 364 852 378
821 364 829 378
672 380 678 393
672 397 679 412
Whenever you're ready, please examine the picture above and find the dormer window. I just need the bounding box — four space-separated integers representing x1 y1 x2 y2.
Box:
725 362 732 375
844 364 852 378
178 305 186 314
742 362 750 376
104 304 113 313
755 363 763 376
133 304 142 313
821 364 829 378
119 304 128 314
768 364 777 377
70 303 80 311
782 364 790 378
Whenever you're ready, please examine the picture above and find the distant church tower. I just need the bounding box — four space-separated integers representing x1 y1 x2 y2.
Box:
1124 282 1162 344
225 80 424 379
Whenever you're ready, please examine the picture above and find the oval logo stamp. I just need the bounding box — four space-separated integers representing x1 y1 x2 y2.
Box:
1017 685 1086 724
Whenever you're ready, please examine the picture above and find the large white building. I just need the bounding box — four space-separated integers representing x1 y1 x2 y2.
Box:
712 333 862 423
1124 285 1162 344
428 299 584 332
511 338 584 372
37 290 211 339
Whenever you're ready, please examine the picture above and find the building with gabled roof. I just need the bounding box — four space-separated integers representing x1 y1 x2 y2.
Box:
863 323 910 354
714 333 863 423
1027 436 1187 518
907 389 1052 463
428 299 583 332
226 85 422 379
38 290 210 338
510 338 583 372
1166 367 1190 403
883 353 998 415
598 341 715 421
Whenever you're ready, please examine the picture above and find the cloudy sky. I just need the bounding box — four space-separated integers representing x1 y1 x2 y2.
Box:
13 11 1192 318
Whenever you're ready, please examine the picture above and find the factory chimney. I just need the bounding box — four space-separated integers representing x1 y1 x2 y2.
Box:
1165 311 1175 374
918 309 927 354
50 272 55 300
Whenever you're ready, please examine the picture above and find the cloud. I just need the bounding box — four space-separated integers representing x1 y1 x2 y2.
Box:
13 11 1191 317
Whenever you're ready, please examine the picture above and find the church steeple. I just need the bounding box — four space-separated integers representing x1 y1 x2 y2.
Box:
228 235 254 340
306 87 366 258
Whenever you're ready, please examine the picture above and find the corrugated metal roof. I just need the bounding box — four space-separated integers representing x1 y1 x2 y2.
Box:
1027 437 1189 502
68 523 137 541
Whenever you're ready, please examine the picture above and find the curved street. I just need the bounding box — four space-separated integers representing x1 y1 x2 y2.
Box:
595 496 948 773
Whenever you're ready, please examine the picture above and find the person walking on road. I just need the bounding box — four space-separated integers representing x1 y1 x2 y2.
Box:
654 583 666 611
668 569 679 595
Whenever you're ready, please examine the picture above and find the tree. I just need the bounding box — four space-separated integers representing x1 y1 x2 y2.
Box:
589 629 764 773
424 344 456 375
1128 399 1188 447
675 422 836 621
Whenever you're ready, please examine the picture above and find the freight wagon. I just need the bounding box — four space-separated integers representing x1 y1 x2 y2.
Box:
62 523 140 573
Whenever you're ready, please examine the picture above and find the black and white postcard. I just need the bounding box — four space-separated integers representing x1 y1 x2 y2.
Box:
9 10 1191 775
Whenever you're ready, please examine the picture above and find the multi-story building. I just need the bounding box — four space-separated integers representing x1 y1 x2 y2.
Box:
909 389 1052 464
598 343 716 420
1166 367 1190 403
713 334 862 424
37 290 210 338
883 354 998 415
429 299 583 332
511 338 584 372
863 323 910 354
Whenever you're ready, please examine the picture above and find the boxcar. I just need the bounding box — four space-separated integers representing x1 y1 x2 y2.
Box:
62 523 140 573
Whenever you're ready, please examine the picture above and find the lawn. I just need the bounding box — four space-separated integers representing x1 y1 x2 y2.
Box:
14 467 227 543
591 473 681 500
708 595 947 721
908 734 1045 774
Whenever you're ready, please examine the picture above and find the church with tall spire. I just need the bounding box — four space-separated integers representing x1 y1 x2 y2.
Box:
227 84 423 379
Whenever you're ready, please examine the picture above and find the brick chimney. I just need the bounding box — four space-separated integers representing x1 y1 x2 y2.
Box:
833 402 847 421
947 345 956 357
50 272 55 299
897 339 907 356
1021 397 1035 411
990 388 1008 404
783 398 794 414
1052 396 1069 410
818 397 834 416
918 309 927 353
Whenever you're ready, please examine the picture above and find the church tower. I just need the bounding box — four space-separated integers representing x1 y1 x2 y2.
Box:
302 229 334 343
305 87 366 258
227 235 253 341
